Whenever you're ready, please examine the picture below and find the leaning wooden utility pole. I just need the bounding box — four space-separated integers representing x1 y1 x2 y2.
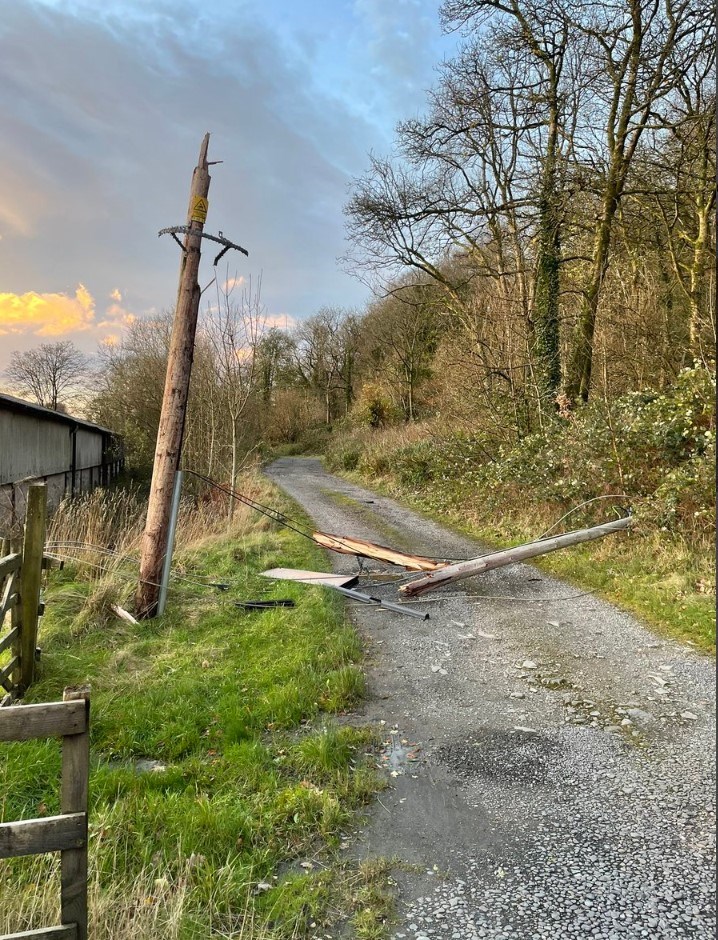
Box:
135 134 212 618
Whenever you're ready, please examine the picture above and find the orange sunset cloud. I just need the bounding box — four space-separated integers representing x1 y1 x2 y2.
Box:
0 285 95 336
0 285 136 338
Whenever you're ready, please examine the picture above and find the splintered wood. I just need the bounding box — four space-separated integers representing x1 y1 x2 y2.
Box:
312 532 448 571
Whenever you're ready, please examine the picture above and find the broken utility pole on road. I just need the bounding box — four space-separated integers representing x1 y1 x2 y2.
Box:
136 133 248 618
400 515 632 597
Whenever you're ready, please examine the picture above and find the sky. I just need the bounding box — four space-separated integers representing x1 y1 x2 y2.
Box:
0 0 458 376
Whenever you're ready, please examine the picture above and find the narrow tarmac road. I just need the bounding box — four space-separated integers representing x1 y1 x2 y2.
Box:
266 457 716 940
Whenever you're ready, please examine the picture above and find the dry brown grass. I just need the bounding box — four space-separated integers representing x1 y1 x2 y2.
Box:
0 852 301 939
43 468 280 623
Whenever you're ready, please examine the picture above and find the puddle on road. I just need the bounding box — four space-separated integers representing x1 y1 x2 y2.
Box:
379 731 423 775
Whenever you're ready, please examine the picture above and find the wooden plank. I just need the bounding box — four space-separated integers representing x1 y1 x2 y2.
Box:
0 553 21 581
0 626 19 656
0 657 19 691
1 569 19 617
60 687 90 940
0 700 88 742
0 925 78 940
1 927 77 940
313 532 448 571
401 516 633 597
260 567 359 588
19 485 47 693
0 813 86 859
0 594 19 621
109 604 138 625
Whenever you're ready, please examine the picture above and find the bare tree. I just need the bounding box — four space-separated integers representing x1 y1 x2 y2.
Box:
564 0 711 402
90 316 172 470
346 3 582 415
256 327 296 406
650 49 716 358
362 284 441 421
205 275 264 520
441 0 580 404
294 308 354 425
5 340 90 410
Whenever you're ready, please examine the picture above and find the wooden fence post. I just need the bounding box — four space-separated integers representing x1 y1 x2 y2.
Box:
60 686 90 940
10 535 24 697
19 484 47 694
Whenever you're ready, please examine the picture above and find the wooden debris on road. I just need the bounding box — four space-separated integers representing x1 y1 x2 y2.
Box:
312 532 447 571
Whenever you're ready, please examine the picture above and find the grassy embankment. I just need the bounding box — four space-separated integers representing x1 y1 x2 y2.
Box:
326 369 716 653
0 478 391 939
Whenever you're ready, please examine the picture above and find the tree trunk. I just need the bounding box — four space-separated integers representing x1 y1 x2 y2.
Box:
228 417 238 523
532 95 562 408
533 188 561 403
566 188 618 403
689 204 710 355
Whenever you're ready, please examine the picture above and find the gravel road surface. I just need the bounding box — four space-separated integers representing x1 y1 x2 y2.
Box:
266 457 716 940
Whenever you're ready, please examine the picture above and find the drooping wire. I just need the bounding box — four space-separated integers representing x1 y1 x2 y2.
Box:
181 468 441 560
44 544 230 591
43 478 633 605
182 468 314 537
535 494 632 540
43 548 600 607
182 470 633 569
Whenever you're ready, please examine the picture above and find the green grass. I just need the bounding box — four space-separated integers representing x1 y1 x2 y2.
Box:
334 468 716 654
0 488 390 939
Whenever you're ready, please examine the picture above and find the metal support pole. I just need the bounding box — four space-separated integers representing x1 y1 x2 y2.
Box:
332 584 430 621
157 470 183 617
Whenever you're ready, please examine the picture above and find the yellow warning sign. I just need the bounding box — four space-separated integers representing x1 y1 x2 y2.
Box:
190 195 208 223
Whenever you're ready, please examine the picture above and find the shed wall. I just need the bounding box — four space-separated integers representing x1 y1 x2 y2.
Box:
0 405 123 534
0 411 73 483
75 428 103 470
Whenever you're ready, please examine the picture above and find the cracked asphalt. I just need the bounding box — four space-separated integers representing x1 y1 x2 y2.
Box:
266 457 716 940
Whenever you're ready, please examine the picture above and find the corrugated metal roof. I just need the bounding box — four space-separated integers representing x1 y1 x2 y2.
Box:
0 392 118 436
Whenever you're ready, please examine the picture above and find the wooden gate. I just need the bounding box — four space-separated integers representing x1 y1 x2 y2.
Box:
0 688 90 940
1 483 49 704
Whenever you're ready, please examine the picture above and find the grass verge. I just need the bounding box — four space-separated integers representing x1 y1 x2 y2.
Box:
0 476 391 938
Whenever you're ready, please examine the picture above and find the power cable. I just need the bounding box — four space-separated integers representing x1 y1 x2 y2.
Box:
44 546 230 592
535 494 632 540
